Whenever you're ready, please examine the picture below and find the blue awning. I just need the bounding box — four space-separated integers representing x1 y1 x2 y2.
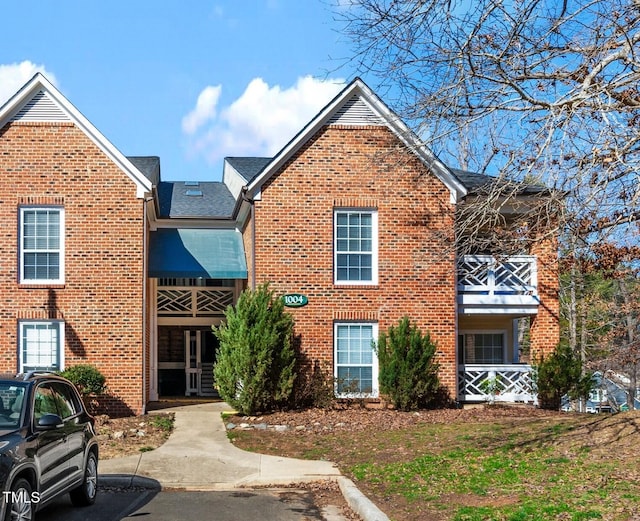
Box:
149 229 247 279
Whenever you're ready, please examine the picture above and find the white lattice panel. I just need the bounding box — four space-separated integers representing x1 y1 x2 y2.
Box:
458 365 535 403
458 255 537 295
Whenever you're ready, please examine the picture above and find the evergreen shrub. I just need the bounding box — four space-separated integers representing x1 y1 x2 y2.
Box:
377 316 441 411
533 343 594 410
213 283 296 415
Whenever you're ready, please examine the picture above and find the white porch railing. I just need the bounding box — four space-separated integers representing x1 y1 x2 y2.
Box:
458 364 536 403
457 255 539 314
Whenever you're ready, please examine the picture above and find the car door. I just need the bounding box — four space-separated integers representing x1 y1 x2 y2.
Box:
33 383 70 499
49 382 86 483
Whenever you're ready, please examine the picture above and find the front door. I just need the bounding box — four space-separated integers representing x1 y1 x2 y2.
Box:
184 330 218 397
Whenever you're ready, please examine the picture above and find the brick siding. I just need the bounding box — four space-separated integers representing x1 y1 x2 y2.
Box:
0 122 145 415
248 125 459 399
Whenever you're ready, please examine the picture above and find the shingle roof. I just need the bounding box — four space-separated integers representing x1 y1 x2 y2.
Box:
450 168 549 196
225 157 272 184
128 156 160 185
157 181 236 218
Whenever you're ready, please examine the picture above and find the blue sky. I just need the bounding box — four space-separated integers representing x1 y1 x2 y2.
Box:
0 1 357 181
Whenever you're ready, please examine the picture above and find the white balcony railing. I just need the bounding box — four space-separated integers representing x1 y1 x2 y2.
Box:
458 364 536 403
457 255 539 314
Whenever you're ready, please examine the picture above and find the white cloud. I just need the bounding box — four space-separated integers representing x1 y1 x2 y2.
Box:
182 85 222 135
184 76 345 165
0 61 57 107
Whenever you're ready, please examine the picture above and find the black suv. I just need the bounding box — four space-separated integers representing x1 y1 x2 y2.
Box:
0 372 98 520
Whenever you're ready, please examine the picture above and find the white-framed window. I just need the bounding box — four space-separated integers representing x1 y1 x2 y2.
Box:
334 209 378 285
19 321 65 372
334 322 378 397
458 331 505 364
19 207 65 284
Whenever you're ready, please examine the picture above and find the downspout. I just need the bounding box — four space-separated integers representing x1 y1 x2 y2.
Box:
251 201 256 290
141 197 151 414
241 187 256 290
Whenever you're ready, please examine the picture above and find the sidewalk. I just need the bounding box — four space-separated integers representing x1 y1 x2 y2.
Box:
98 401 389 520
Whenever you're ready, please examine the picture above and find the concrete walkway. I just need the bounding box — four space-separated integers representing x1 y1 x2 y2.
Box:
99 401 389 520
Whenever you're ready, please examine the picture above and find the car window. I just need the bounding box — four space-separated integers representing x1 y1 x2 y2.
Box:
0 384 26 428
34 384 60 421
50 382 80 419
34 382 80 421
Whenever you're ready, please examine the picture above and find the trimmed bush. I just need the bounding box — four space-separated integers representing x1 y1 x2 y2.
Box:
377 317 441 411
533 343 594 410
59 364 107 396
213 283 296 415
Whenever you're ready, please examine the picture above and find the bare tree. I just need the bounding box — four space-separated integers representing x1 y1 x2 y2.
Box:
337 0 640 254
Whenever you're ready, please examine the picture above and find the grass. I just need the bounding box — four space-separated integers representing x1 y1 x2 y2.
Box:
231 410 640 520
149 414 174 431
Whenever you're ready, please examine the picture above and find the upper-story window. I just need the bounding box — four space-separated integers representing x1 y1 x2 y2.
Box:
19 207 64 284
334 209 378 284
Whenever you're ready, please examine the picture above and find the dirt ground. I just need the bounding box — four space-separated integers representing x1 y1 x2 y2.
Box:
95 412 175 460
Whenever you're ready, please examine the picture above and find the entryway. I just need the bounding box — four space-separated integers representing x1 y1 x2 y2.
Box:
158 327 219 397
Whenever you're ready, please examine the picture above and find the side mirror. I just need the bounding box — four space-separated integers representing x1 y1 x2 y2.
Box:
37 414 63 430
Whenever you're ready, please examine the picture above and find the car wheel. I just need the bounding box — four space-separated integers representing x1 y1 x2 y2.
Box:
4 478 34 521
69 451 98 506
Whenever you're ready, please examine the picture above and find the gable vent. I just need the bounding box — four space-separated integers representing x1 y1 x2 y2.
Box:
328 95 384 126
11 90 70 122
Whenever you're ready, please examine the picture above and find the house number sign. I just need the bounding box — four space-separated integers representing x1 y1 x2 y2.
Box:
282 294 308 307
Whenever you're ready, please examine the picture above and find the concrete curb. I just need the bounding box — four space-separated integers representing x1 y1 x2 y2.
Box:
99 474 161 490
338 476 390 521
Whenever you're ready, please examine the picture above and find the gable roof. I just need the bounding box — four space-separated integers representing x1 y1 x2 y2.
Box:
246 77 467 203
0 73 152 198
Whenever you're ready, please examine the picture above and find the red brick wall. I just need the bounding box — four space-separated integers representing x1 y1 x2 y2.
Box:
0 122 145 415
248 125 458 398
530 235 560 360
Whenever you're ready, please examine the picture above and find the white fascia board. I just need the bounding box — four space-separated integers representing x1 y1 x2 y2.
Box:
0 73 152 198
246 78 467 204
222 160 249 200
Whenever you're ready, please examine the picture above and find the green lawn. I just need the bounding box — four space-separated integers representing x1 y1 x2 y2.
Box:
230 408 640 520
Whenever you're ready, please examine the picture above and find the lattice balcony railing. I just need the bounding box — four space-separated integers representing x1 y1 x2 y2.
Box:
457 255 537 296
157 287 234 317
458 364 536 404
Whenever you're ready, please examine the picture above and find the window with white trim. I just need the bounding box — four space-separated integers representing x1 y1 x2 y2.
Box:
458 332 505 364
334 210 378 284
19 321 64 372
334 323 378 396
19 207 64 284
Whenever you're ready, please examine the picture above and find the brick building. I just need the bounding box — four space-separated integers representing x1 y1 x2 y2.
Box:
0 74 559 414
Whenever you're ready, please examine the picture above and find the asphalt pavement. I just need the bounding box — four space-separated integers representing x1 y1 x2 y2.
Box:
37 486 345 521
